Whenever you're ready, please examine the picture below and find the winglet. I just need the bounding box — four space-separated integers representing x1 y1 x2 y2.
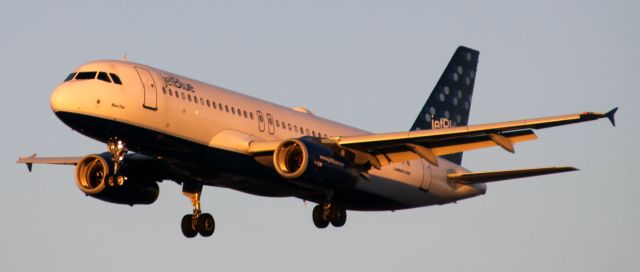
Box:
605 107 618 127
17 153 37 172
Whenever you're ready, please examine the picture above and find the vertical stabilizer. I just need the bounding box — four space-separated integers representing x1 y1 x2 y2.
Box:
410 46 480 165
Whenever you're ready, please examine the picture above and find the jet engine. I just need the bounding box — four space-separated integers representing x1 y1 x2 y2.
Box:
273 137 360 190
74 153 161 205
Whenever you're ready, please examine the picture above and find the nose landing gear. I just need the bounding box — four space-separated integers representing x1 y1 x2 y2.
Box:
107 137 128 187
181 182 215 238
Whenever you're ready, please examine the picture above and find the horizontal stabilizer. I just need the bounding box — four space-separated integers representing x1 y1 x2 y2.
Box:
448 166 578 184
17 154 83 172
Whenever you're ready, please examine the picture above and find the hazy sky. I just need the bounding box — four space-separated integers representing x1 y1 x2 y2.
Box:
1 1 638 271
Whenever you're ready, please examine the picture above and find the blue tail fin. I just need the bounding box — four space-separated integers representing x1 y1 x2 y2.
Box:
410 46 480 165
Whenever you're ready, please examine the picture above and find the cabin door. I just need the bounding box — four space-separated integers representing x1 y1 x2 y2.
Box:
135 67 158 110
420 161 432 191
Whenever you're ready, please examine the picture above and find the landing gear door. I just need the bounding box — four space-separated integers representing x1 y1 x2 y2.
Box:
256 111 265 132
135 67 158 111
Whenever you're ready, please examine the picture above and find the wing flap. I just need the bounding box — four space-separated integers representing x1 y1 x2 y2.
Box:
448 166 578 184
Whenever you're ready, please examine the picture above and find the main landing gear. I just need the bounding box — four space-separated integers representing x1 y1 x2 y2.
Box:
107 137 127 187
181 182 215 238
312 203 347 228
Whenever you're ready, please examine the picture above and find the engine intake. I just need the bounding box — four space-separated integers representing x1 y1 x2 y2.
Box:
273 137 359 190
75 153 160 205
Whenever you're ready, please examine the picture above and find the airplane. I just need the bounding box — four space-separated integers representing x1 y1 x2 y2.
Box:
17 46 617 238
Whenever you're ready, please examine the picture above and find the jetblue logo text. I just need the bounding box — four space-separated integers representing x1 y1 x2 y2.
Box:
431 117 455 129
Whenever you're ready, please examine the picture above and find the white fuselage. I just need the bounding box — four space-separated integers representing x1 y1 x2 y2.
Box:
50 60 486 211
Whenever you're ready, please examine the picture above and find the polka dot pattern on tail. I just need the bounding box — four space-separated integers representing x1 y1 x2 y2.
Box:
408 46 479 164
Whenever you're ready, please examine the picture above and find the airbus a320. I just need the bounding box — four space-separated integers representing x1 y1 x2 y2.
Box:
18 46 617 238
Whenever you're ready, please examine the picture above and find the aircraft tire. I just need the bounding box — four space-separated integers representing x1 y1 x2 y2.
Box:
312 205 329 229
198 213 215 237
330 207 347 227
181 214 198 238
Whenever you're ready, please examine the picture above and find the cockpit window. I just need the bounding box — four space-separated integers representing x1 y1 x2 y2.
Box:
65 70 123 85
75 71 97 80
64 72 77 82
97 72 111 83
110 73 122 85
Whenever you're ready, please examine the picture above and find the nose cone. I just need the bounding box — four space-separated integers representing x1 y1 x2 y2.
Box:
50 84 71 113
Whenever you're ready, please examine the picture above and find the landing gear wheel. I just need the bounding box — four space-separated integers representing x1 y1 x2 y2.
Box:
116 175 125 186
181 214 197 238
330 207 347 227
197 213 215 237
312 205 329 229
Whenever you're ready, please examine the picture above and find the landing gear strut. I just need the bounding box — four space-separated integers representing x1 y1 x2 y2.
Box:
107 137 127 186
181 182 215 238
312 203 347 228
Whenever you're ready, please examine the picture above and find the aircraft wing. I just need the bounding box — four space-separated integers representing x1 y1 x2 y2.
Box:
16 154 82 172
333 108 616 167
447 166 578 184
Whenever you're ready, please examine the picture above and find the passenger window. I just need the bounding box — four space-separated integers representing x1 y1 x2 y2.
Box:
206 100 210 107
219 103 223 110
294 125 298 133
250 112 254 120
64 72 76 82
200 98 204 105
243 111 248 118
288 124 292 131
305 129 309 135
312 131 316 137
212 101 217 109
181 92 186 100
276 120 280 127
109 73 122 85
231 107 235 114
162 87 167 94
97 72 111 83
75 71 97 80
225 105 229 112
188 94 192 102
169 89 173 96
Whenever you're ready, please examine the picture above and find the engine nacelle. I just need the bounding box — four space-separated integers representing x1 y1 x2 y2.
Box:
273 137 360 190
74 153 160 205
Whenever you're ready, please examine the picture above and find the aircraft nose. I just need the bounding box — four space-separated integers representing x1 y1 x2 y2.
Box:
50 84 70 113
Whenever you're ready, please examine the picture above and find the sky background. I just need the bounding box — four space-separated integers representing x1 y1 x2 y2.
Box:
1 1 638 271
